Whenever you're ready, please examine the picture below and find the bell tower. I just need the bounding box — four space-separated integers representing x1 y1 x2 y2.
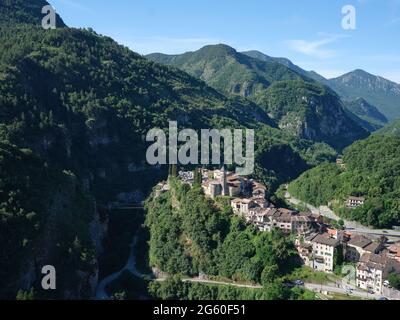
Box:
221 166 228 196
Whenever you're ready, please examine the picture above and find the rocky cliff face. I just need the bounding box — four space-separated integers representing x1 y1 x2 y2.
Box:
15 179 108 299
329 70 400 121
258 80 369 150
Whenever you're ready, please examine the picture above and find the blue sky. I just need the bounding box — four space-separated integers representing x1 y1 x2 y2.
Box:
49 0 400 82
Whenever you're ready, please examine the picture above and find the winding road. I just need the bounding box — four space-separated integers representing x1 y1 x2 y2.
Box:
95 236 144 300
95 234 385 300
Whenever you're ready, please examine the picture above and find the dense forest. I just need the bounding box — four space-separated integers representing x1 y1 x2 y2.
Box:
0 142 96 298
288 134 400 228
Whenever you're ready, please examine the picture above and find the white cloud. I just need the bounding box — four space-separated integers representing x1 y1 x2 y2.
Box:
285 34 348 59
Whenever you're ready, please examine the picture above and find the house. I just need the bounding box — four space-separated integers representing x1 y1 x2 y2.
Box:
154 182 170 198
297 242 313 267
251 182 267 199
231 198 255 215
202 180 222 199
304 233 341 272
336 156 346 169
356 253 400 294
251 197 269 209
201 166 230 198
387 244 400 263
345 235 384 262
247 208 315 235
346 196 365 208
178 171 194 184
291 214 313 235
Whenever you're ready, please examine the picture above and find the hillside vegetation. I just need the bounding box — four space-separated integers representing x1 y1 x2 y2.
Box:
288 135 400 228
0 0 339 298
148 45 369 149
145 179 297 284
0 142 96 298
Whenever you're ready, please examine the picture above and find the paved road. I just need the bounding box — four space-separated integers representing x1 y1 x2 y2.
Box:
95 236 388 300
285 191 400 239
164 277 380 300
182 278 262 289
95 236 143 300
304 283 379 299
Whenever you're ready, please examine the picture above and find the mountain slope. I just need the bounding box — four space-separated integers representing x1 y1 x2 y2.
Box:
0 0 66 27
329 70 400 121
343 98 388 131
288 134 400 228
256 80 369 149
242 51 400 122
376 119 400 137
242 50 327 83
147 45 369 149
146 44 309 97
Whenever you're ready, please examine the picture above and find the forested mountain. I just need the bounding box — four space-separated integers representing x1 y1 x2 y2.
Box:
343 98 388 131
256 80 368 149
0 142 97 299
0 0 340 299
147 45 368 149
242 50 400 123
241 50 327 83
288 134 400 228
0 0 66 26
147 44 308 97
329 70 400 121
376 119 400 137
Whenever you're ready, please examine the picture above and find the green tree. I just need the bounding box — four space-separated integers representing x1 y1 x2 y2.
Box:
261 265 279 286
387 273 400 290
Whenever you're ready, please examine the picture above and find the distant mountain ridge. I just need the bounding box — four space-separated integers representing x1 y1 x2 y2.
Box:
241 50 400 122
329 70 400 121
241 50 327 83
147 45 369 148
146 44 310 98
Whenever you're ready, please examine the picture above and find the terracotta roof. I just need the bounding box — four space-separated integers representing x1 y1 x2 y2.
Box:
309 233 340 247
364 242 381 254
388 245 400 255
348 235 372 249
359 253 388 270
292 215 311 223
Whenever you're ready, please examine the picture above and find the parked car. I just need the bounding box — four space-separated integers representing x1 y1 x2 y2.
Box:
377 297 388 300
383 280 390 287
294 280 304 286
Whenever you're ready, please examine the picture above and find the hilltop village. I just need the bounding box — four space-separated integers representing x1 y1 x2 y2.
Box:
156 167 400 296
